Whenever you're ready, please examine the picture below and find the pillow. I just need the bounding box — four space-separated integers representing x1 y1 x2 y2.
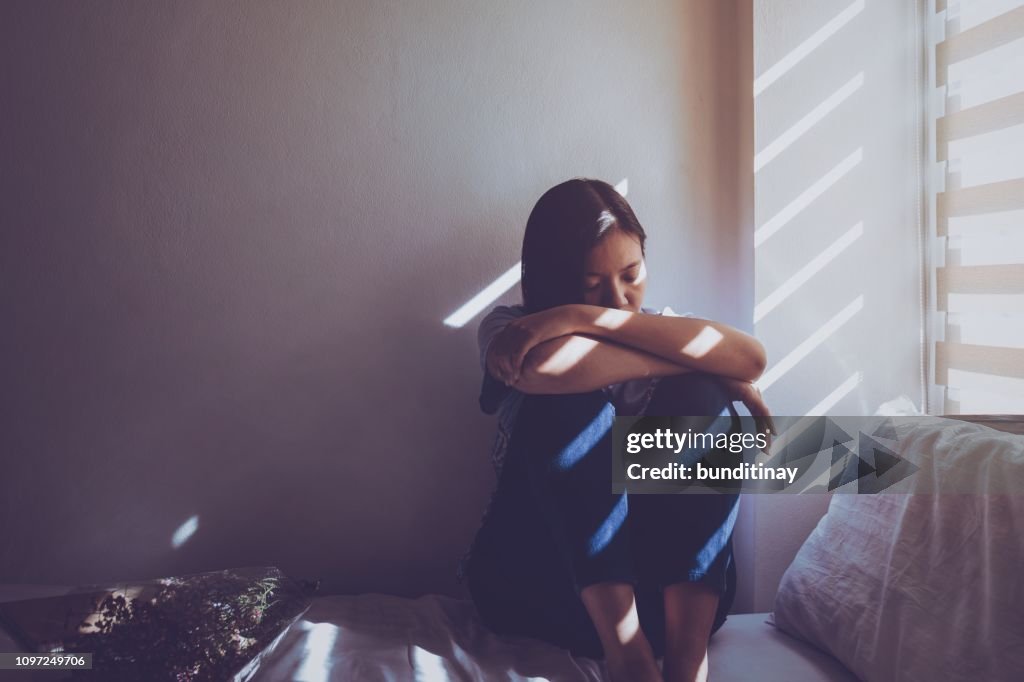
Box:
771 417 1024 682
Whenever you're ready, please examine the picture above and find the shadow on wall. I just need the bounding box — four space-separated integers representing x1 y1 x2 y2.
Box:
1 0 753 598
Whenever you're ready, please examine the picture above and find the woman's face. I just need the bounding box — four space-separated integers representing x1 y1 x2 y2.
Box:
581 227 647 312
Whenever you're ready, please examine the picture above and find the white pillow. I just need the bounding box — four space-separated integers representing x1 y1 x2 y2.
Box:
772 417 1024 682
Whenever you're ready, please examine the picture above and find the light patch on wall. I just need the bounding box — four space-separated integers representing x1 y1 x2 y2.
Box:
442 177 629 329
754 221 863 322
753 0 865 97
171 515 199 549
754 73 864 172
443 262 521 328
755 295 864 392
754 148 863 248
296 622 339 682
806 371 863 415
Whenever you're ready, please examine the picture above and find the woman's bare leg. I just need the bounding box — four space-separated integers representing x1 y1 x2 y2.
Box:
580 582 663 682
661 581 719 682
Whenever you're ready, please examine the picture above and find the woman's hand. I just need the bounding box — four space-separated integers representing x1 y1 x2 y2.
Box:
487 306 580 385
717 378 776 451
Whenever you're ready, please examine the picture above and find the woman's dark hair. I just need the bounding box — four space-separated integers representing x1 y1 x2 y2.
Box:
521 178 647 313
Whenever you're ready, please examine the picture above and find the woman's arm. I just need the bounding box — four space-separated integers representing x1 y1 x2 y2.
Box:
488 304 766 386
485 305 775 443
499 334 693 395
571 304 767 381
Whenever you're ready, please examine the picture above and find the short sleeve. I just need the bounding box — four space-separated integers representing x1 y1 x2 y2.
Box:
477 305 526 415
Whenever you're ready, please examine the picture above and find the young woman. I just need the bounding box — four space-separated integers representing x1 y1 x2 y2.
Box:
463 178 772 682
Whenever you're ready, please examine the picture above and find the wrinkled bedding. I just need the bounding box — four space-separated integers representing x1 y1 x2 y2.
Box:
247 593 856 681
250 593 608 681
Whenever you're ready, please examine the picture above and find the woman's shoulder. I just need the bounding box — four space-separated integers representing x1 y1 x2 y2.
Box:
477 304 526 352
485 303 526 318
478 304 525 330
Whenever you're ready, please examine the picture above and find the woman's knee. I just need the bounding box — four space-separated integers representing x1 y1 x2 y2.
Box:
520 389 612 413
648 373 732 417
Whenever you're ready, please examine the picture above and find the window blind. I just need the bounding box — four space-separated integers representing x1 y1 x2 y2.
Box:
927 0 1024 414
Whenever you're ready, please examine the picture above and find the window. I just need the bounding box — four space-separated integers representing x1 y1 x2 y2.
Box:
925 0 1024 414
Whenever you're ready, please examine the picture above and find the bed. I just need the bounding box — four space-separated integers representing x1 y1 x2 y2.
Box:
0 586 855 681
247 593 858 681
1 414 1020 681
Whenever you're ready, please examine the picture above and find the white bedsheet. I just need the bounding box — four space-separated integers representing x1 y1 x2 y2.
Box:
249 593 858 682
250 593 608 682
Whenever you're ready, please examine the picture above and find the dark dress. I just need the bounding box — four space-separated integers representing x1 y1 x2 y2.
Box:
465 371 740 660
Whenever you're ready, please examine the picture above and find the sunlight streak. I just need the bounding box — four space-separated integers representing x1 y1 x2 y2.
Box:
537 336 600 374
444 177 628 328
296 623 339 682
754 148 863 248
755 296 864 392
806 371 863 416
595 308 632 329
410 648 450 680
171 515 199 549
695 497 740 568
754 222 863 322
444 262 521 328
614 606 641 645
754 0 865 97
553 408 614 470
597 209 617 233
681 325 725 359
588 495 629 557
755 73 864 172
634 260 648 285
